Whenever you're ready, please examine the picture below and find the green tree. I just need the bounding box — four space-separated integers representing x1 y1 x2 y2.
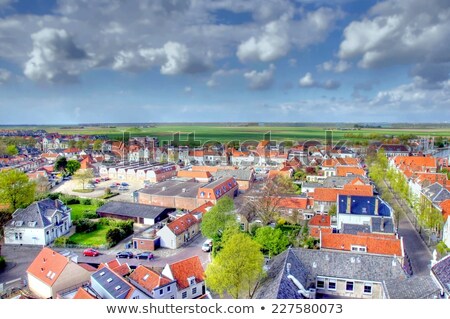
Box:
73 168 94 190
54 156 68 172
328 204 337 216
68 140 77 148
75 140 84 150
93 139 102 151
66 160 81 175
0 169 36 211
293 170 306 181
6 145 18 156
254 226 289 257
205 233 265 299
201 197 237 246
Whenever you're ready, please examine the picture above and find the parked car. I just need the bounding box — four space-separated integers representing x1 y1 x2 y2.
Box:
83 248 100 257
101 177 110 181
116 251 134 259
109 183 117 188
118 185 129 191
94 178 101 183
202 239 213 252
121 182 129 186
86 184 96 189
135 252 154 260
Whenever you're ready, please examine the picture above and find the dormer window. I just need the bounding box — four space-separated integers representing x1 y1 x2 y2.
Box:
351 245 366 252
188 276 196 286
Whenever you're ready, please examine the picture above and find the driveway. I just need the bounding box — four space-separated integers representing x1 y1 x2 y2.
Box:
0 245 42 284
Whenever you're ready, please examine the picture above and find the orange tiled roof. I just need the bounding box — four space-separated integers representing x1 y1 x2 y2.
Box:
313 185 373 202
310 227 332 239
167 214 198 235
73 287 97 299
112 263 131 277
336 166 366 177
309 215 331 227
26 247 69 287
191 166 219 173
415 173 448 186
190 201 214 214
129 265 173 292
63 147 81 153
440 199 450 221
78 263 97 272
277 197 310 209
394 156 437 172
177 170 212 179
168 256 205 290
321 233 403 256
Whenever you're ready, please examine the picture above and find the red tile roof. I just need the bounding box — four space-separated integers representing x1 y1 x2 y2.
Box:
277 197 311 209
313 185 373 202
167 256 205 289
73 287 97 299
177 170 212 179
321 233 403 256
310 227 332 239
336 166 366 177
167 214 198 235
26 247 69 287
78 263 97 272
112 263 131 277
394 156 437 172
190 201 214 214
440 199 450 221
129 265 173 292
309 215 331 227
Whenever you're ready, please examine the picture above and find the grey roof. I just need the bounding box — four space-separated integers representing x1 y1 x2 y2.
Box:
8 199 69 229
384 276 440 299
138 180 203 198
302 182 322 188
341 224 371 235
91 267 132 299
213 169 254 181
322 175 369 188
256 248 413 299
203 177 235 188
97 201 173 219
371 217 395 233
422 183 450 204
431 255 450 294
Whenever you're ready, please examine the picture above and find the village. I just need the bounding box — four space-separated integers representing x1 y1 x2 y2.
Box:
0 129 450 299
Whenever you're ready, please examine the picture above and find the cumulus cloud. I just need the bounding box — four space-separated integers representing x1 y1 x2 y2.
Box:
206 68 241 87
319 60 351 73
0 68 11 84
244 64 275 90
24 28 87 83
237 16 290 63
299 72 340 89
339 0 450 85
184 86 192 93
113 42 210 75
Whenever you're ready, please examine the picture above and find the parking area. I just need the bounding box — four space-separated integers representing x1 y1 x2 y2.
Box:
51 178 146 202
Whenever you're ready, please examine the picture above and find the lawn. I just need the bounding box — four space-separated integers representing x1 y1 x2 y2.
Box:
69 204 97 221
68 224 112 247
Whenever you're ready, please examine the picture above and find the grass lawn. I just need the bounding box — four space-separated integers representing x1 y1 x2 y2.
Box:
69 204 97 221
69 224 112 246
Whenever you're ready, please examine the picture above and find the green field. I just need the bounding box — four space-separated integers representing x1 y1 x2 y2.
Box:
6 124 450 144
69 224 111 246
69 204 97 221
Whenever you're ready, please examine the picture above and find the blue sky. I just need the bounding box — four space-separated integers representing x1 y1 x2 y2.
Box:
0 0 449 124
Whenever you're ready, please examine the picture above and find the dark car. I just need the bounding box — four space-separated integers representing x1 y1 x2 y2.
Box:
135 252 154 260
83 248 100 257
116 251 134 259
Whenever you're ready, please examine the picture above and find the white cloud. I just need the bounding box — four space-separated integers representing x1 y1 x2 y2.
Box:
299 72 315 87
244 64 276 90
206 68 242 87
319 60 351 73
339 0 450 74
0 68 11 84
24 28 87 82
299 72 340 89
184 86 192 93
237 16 291 63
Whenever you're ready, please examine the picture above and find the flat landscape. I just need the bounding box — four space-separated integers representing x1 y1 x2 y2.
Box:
5 124 450 143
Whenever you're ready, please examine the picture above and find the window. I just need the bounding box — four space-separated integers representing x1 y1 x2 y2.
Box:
182 291 187 299
328 279 336 291
170 296 175 299
167 286 171 293
192 287 197 295
159 289 164 296
351 245 366 252
15 233 18 240
316 278 325 289
133 296 140 299
364 283 372 294
346 281 354 292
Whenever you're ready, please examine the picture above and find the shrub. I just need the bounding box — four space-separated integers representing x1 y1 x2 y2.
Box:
53 236 74 247
83 211 98 219
98 217 113 226
48 193 62 200
0 256 5 270
105 187 112 195
74 218 98 233
117 220 134 237
92 199 105 208
79 198 92 205
436 241 450 256
106 227 126 246
60 194 80 205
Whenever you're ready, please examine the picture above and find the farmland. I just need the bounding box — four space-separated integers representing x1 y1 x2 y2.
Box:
4 124 450 144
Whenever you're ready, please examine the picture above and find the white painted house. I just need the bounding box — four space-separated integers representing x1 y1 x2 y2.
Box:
4 199 72 246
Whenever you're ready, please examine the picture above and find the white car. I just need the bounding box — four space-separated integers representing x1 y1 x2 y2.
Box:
202 239 213 252
86 184 96 189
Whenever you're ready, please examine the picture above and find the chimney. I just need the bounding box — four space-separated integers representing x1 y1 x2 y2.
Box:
380 217 385 232
374 198 379 216
346 196 351 214
286 263 291 275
